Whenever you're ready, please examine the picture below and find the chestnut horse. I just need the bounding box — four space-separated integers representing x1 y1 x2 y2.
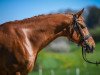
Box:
0 9 95 75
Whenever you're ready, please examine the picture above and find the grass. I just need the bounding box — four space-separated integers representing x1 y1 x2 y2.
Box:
29 42 100 75
29 67 100 75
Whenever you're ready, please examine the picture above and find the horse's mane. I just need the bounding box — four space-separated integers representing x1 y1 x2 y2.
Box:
0 13 59 26
0 13 73 27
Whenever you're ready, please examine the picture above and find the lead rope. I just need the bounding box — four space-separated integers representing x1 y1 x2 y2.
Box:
82 47 100 66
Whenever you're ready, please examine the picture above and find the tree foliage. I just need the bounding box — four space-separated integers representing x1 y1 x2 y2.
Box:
86 6 100 28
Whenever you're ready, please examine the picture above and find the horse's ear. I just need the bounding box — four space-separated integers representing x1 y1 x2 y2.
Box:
74 8 84 18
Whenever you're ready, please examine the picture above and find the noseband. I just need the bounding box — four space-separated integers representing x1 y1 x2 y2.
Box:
73 15 100 65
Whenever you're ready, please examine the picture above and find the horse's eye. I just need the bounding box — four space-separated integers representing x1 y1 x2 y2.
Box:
78 22 86 29
80 24 86 29
77 20 86 29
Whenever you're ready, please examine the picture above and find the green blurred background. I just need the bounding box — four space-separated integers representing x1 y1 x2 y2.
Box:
0 0 100 75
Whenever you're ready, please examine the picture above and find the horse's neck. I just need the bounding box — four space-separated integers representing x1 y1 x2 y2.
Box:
25 26 58 51
22 14 71 51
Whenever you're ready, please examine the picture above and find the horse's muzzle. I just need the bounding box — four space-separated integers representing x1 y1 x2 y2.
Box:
83 44 95 53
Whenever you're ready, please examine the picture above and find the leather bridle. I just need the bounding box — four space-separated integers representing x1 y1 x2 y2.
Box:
73 15 100 65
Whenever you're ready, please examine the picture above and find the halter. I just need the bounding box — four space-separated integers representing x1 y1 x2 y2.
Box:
73 15 100 65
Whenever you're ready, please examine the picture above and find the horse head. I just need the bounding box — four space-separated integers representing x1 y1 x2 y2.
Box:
65 9 95 53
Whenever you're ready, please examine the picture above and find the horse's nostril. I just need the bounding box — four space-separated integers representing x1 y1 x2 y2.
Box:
90 46 95 53
85 45 94 53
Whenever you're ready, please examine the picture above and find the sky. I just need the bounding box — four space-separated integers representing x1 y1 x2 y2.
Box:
0 0 100 24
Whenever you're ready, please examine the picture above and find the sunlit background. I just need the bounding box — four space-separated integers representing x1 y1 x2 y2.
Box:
0 0 100 75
